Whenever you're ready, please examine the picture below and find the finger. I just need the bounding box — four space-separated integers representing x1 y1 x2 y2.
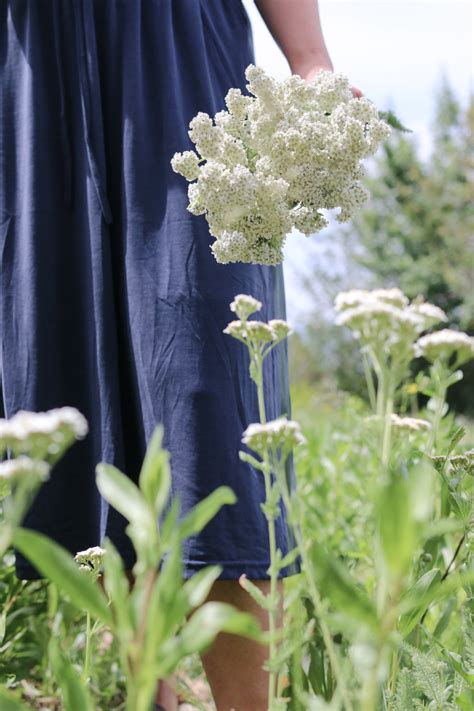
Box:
351 85 364 99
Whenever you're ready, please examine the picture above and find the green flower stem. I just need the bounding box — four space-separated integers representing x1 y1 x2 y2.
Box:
428 382 447 456
127 568 159 711
381 379 395 470
362 351 377 413
273 456 353 711
254 352 279 708
360 593 399 711
0 474 43 557
82 611 92 684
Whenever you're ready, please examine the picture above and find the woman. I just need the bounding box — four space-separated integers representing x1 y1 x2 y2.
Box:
0 1 361 708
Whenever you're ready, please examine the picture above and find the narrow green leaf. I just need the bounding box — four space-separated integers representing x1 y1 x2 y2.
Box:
377 477 418 576
101 537 133 638
138 424 171 516
182 565 223 609
49 637 94 711
13 528 111 625
309 545 378 631
96 463 151 527
0 689 31 711
160 496 181 550
280 545 301 570
239 574 272 611
178 486 237 539
398 569 442 636
158 601 263 674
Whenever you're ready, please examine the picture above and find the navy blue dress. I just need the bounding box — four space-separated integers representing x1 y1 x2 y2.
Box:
1 0 299 580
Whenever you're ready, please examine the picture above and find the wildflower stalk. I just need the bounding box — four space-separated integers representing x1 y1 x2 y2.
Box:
253 351 279 707
362 351 377 412
82 611 92 684
273 455 354 711
381 380 395 469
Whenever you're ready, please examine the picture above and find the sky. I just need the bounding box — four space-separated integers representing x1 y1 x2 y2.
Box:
241 0 473 324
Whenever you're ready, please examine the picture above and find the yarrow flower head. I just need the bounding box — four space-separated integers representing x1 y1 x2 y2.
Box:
364 413 431 435
268 319 292 341
223 319 276 346
415 330 474 366
171 65 391 265
335 288 449 361
224 294 292 351
230 294 262 321
74 546 106 578
242 417 306 455
0 456 50 483
390 414 432 433
334 288 409 312
0 407 88 459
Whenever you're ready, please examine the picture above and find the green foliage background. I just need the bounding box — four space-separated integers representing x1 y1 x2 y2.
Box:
289 78 474 412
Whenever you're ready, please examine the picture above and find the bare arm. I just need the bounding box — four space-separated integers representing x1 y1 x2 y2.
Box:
254 0 362 95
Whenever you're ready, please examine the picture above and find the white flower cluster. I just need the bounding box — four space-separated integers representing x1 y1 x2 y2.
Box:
230 293 262 320
335 288 448 360
0 455 50 482
390 414 432 433
242 416 306 454
415 329 474 366
224 293 292 349
171 65 391 265
364 413 431 435
74 545 106 577
0 407 88 481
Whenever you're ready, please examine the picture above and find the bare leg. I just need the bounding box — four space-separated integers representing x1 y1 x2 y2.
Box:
199 579 284 711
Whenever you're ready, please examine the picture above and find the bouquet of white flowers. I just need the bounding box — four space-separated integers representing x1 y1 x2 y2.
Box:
171 64 392 266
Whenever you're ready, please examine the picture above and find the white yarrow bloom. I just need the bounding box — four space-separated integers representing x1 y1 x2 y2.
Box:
0 407 88 458
335 288 408 312
242 416 306 454
407 301 448 332
268 319 292 341
172 65 390 265
334 288 454 361
230 294 262 321
390 414 432 432
415 329 474 365
75 546 106 576
0 456 50 482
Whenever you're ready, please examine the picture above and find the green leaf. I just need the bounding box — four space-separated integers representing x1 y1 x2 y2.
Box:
178 486 237 539
307 644 327 697
160 496 181 550
158 601 263 675
280 546 301 570
239 450 265 471
0 689 31 711
138 424 171 516
455 689 474 711
309 545 378 631
96 463 151 527
377 477 418 576
239 574 272 611
182 565 223 609
13 528 112 625
398 569 442 636
101 537 133 638
49 637 94 711
136 543 187 655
